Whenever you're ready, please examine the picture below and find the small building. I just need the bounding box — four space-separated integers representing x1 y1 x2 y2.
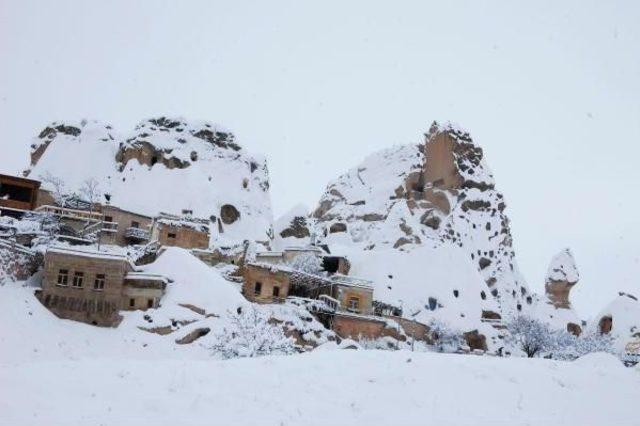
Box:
122 272 168 310
254 246 351 275
99 204 153 246
309 275 374 316
38 246 167 326
242 263 372 314
150 212 210 250
0 174 41 216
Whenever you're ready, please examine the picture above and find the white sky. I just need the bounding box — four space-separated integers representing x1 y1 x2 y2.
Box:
1 0 639 318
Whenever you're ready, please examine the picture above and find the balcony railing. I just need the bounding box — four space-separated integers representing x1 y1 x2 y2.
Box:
124 227 150 242
35 205 103 222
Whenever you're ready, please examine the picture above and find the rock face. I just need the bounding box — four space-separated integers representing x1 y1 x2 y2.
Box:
25 117 273 248
544 249 579 309
590 293 640 351
308 121 529 318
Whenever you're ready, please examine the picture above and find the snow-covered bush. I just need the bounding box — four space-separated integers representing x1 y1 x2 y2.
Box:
288 253 324 276
209 307 296 359
550 331 616 361
506 316 555 358
428 320 463 353
507 316 616 360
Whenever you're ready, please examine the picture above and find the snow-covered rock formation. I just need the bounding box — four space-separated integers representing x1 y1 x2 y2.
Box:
24 118 273 247
544 248 580 310
298 122 529 330
528 248 583 335
589 292 640 351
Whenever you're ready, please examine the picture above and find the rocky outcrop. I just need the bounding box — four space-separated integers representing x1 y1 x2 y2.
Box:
590 293 640 350
175 327 211 344
279 216 310 239
544 249 579 309
311 121 529 318
463 330 488 351
220 204 241 225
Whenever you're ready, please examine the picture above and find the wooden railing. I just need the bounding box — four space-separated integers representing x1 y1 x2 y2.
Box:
35 205 103 222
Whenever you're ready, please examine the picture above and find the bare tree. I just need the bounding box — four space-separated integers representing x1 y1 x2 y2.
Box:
209 307 296 359
506 316 554 358
79 178 102 214
39 172 68 205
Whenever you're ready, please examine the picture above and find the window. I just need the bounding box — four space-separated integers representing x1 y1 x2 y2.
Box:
72 272 84 288
57 269 69 286
347 297 360 312
131 221 140 228
272 286 280 298
129 298 135 308
254 281 262 296
167 232 177 239
453 290 459 298
104 216 113 222
147 299 154 308
94 274 105 290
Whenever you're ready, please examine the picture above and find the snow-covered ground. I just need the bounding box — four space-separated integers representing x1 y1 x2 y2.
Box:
1 349 638 426
1 277 639 426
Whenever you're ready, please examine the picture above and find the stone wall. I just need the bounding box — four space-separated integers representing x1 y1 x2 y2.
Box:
0 242 39 282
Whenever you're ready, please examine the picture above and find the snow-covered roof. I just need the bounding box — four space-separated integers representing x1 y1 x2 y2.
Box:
125 272 170 284
155 212 210 233
46 245 138 270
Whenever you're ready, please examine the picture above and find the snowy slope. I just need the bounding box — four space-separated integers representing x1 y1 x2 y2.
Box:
25 117 273 247
1 349 638 426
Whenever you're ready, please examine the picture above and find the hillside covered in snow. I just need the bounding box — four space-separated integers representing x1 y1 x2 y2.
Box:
25 118 273 246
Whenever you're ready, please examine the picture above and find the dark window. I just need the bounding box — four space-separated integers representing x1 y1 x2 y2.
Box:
167 232 177 239
480 291 486 300
72 272 84 288
131 221 140 228
104 216 113 222
94 274 105 290
129 298 135 308
147 299 154 308
57 269 68 286
272 287 280 297
348 297 360 312
453 290 459 298
254 282 262 296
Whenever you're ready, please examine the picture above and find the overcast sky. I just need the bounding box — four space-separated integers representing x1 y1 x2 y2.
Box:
1 0 638 318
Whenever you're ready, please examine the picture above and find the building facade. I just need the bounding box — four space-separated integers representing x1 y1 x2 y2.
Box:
150 213 210 250
38 247 166 326
99 205 153 246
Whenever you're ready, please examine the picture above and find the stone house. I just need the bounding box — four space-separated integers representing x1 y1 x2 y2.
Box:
242 263 291 303
242 263 372 314
308 275 374 316
98 204 153 246
38 246 167 326
150 212 210 250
